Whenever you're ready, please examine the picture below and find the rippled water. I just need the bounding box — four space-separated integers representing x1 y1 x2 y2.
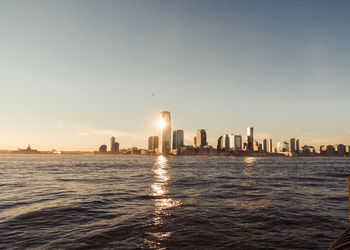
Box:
0 155 349 249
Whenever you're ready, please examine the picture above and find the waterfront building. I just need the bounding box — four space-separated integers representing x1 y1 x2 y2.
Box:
111 141 120 154
289 138 296 153
228 133 235 150
172 130 184 150
180 146 196 156
296 139 300 152
267 138 273 153
129 147 141 155
148 136 159 151
217 136 223 151
320 145 335 156
110 136 115 152
140 149 149 155
196 129 208 147
247 127 254 151
234 135 242 150
253 140 259 152
99 145 107 153
221 134 228 150
194 136 197 147
334 144 346 156
301 145 316 156
159 111 171 155
277 142 289 152
262 139 267 152
17 145 39 154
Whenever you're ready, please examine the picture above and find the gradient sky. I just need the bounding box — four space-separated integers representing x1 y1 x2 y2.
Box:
1 0 350 150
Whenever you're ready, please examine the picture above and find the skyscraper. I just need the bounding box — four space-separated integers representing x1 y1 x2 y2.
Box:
296 139 300 152
217 135 224 151
289 138 296 153
247 127 254 151
234 135 242 150
110 136 115 152
262 138 267 152
196 129 207 147
267 138 273 153
228 133 235 150
148 136 159 151
159 111 171 155
111 141 119 154
172 130 184 150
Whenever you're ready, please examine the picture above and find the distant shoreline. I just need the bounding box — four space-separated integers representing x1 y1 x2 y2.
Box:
0 151 349 158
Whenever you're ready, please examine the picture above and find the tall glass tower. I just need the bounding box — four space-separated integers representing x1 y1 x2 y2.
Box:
247 127 254 151
159 111 171 155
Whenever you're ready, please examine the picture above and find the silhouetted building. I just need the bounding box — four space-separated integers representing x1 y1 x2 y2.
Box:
320 145 335 156
194 136 197 147
111 142 119 154
301 145 316 156
110 137 115 152
129 147 140 155
99 145 107 153
148 136 159 151
247 127 254 151
267 138 273 153
289 138 296 153
334 144 346 156
140 149 149 155
180 146 196 156
159 111 171 155
17 145 39 154
234 135 242 150
196 129 207 147
296 139 300 152
253 140 259 152
277 142 289 152
172 130 184 150
217 135 224 151
262 139 267 152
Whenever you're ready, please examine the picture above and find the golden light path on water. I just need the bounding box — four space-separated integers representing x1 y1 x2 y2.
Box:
145 155 180 249
240 157 269 212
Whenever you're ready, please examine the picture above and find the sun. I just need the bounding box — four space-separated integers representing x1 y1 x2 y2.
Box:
158 119 166 129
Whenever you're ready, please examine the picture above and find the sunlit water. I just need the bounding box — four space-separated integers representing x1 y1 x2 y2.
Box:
0 155 349 249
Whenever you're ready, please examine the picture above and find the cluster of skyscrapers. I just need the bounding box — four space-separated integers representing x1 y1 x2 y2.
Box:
97 110 350 157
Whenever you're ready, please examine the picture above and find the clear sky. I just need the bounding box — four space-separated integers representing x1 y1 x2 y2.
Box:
1 0 350 150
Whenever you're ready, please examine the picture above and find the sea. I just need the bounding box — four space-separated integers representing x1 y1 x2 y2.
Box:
0 155 349 249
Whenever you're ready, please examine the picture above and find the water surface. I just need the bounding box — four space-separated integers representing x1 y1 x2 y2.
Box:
0 155 349 249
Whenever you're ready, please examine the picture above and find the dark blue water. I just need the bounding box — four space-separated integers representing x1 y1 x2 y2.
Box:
0 155 349 249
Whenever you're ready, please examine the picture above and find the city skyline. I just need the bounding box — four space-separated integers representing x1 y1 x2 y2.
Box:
1 1 350 150
2 109 350 151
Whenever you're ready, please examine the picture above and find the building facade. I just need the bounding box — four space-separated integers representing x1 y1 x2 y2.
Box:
172 130 184 150
289 138 296 153
267 138 273 153
110 136 115 152
148 136 159 152
234 135 242 150
247 127 254 151
196 129 208 147
159 111 171 155
111 141 119 154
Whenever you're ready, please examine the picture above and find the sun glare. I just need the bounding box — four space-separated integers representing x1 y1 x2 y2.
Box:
158 119 166 129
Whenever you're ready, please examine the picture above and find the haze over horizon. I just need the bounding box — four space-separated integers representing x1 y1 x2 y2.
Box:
1 0 350 151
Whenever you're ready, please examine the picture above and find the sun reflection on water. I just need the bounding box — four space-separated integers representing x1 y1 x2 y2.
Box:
145 155 180 248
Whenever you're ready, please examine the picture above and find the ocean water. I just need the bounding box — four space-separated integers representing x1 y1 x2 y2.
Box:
0 155 349 249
